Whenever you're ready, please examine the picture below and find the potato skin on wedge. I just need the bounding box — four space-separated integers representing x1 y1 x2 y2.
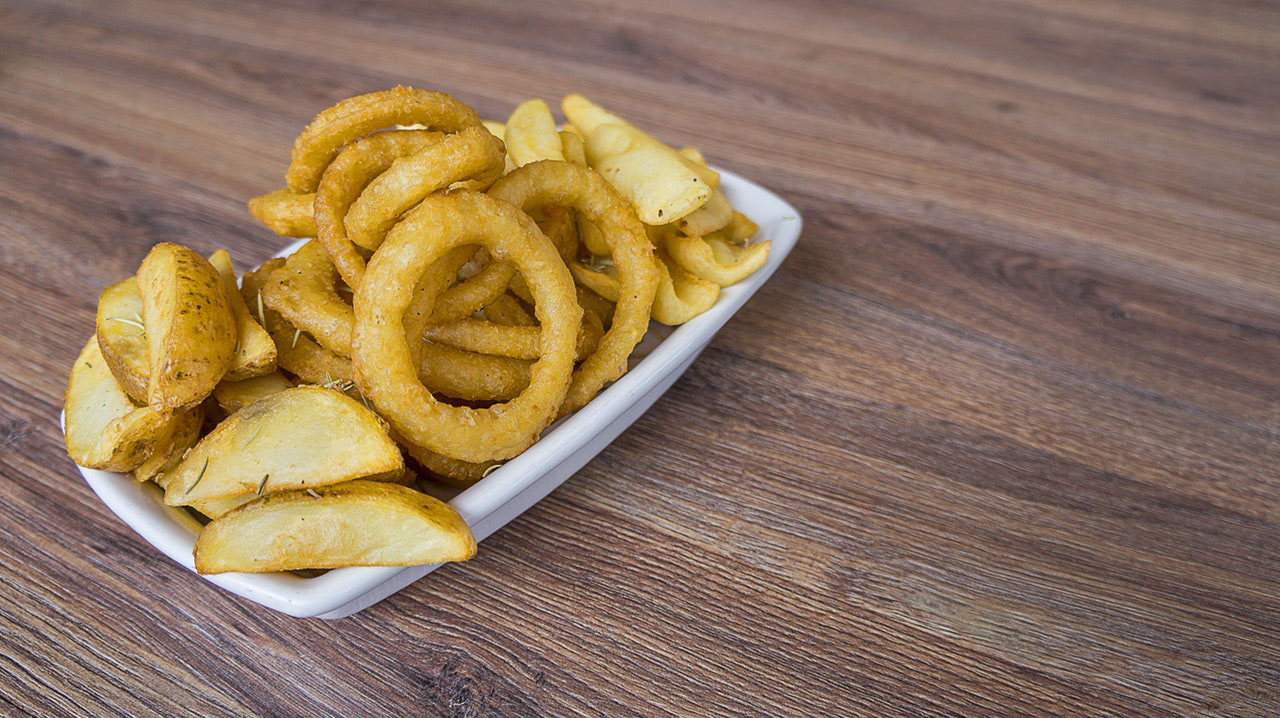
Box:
208 249 277 381
95 276 150 404
193 480 476 574
137 243 237 411
64 337 172 471
163 386 403 506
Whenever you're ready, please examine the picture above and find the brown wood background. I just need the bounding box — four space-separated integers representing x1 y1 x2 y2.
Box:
1 0 1277 715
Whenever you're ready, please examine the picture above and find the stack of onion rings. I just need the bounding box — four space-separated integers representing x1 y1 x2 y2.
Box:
245 87 764 487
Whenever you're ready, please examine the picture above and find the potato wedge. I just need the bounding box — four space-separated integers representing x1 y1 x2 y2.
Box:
137 243 236 411
132 404 203 483
193 480 475 574
163 386 403 506
673 189 732 238
95 277 150 403
209 249 277 381
585 124 712 224
505 99 564 166
211 371 294 414
64 337 171 471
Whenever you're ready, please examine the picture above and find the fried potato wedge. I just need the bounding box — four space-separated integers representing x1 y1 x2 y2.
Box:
95 276 150 403
138 243 236 411
132 404 203 483
209 249 277 380
673 189 732 238
481 120 517 174
211 371 294 414
193 480 476 574
505 99 564 167
64 337 171 471
585 124 712 224
163 386 404 506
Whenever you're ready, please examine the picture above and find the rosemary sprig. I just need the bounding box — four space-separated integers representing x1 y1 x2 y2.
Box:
580 255 614 273
106 316 145 333
256 474 270 496
241 425 262 449
184 456 210 495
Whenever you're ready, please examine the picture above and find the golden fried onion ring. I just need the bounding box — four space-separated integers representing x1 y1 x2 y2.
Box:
353 191 580 462
247 189 316 238
489 160 658 415
286 87 481 193
343 125 505 252
261 240 355 357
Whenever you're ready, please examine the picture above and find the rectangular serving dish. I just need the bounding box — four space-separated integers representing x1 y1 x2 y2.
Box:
70 168 801 618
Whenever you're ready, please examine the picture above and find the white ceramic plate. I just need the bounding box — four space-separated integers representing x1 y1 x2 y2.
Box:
69 168 801 618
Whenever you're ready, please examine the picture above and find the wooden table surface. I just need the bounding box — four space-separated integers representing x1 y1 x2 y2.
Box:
1 0 1277 715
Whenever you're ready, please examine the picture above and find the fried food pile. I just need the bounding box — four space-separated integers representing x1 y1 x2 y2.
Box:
64 88 768 574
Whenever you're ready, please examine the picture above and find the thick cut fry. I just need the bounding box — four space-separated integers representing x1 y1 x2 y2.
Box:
95 276 150 403
193 480 476 574
163 386 404 506
137 243 236 411
560 130 586 166
64 338 172 472
483 292 536 326
505 99 564 167
247 189 316 237
651 248 720 325
585 124 712 224
678 146 706 166
665 232 770 287
209 249 277 380
673 189 732 237
561 94 631 137
212 371 294 414
286 87 481 193
132 405 203 483
482 120 517 174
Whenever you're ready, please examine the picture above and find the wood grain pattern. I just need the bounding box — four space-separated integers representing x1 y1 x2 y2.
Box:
0 0 1277 714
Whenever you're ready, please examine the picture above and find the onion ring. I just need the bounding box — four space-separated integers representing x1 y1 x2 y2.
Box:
286 87 481 193
421 310 602 361
352 191 580 462
488 160 658 415
261 240 354 357
247 189 316 238
343 125 505 252
483 293 536 326
313 130 445 288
